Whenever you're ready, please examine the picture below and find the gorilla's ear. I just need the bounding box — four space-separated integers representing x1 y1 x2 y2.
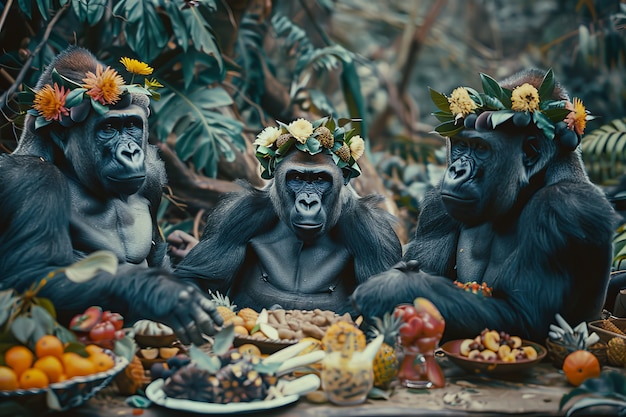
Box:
522 135 541 167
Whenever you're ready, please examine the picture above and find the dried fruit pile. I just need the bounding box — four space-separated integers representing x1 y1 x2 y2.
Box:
459 329 538 362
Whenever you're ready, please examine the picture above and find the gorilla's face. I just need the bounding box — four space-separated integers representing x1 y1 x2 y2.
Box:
271 151 344 242
63 102 150 196
441 128 535 226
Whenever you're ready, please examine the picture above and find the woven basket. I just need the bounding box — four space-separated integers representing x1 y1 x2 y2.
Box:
545 338 608 368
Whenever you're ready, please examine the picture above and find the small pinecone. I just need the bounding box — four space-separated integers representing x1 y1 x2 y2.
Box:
163 365 216 402
315 126 334 148
373 342 399 389
335 144 351 162
607 337 626 367
601 319 626 336
276 133 292 148
214 357 267 403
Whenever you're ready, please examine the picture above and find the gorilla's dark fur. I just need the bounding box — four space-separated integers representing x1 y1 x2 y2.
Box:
352 69 620 342
175 151 402 314
0 46 221 344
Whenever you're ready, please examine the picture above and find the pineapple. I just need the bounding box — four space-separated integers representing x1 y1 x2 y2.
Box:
210 291 237 322
607 337 626 367
322 321 366 353
369 312 402 388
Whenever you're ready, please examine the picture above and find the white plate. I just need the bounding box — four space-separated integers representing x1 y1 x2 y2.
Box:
145 379 300 414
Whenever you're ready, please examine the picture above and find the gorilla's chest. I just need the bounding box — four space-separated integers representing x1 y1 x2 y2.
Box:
230 222 355 312
455 223 516 283
69 188 153 264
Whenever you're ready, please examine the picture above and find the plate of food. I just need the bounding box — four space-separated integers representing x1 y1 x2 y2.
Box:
439 329 547 375
145 378 300 414
225 308 355 354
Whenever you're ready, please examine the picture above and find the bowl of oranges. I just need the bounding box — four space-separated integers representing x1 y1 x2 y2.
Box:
0 334 128 411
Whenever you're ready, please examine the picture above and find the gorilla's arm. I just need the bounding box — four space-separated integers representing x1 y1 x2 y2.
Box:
338 194 402 283
353 182 618 342
143 145 169 268
0 155 221 345
174 183 278 292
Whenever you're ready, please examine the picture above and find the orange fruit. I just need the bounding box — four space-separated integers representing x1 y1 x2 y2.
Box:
19 368 49 389
238 343 262 357
234 325 249 336
5 345 34 376
62 352 96 378
33 355 64 383
88 352 115 373
562 350 601 386
35 335 64 359
0 366 19 391
85 344 103 356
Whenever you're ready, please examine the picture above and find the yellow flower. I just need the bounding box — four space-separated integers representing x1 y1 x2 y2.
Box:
287 118 314 144
254 126 281 147
448 87 477 118
510 83 540 112
33 83 70 121
564 97 587 135
120 57 153 76
83 64 125 105
348 135 365 161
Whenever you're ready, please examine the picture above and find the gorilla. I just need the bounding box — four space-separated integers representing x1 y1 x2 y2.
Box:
352 69 620 342
0 46 222 345
175 118 402 314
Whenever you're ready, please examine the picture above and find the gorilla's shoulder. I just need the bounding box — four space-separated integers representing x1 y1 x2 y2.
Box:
0 154 66 191
524 180 620 243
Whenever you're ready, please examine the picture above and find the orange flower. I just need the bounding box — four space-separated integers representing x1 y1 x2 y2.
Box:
564 98 587 135
33 83 70 121
83 64 125 105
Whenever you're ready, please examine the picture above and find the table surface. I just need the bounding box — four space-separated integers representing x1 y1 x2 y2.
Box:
51 356 626 417
3 355 624 417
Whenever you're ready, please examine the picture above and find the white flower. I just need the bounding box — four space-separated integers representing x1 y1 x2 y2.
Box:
253 126 281 147
348 135 365 161
287 118 314 144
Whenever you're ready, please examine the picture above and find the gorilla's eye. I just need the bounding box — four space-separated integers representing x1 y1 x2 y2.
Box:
99 123 117 138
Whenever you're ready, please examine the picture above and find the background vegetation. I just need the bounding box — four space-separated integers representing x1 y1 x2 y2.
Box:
1 0 625 245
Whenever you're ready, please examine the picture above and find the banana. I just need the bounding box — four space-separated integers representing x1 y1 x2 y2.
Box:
278 374 321 397
277 350 326 376
263 339 315 364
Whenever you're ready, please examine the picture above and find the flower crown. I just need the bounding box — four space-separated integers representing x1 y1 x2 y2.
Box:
429 69 593 147
18 57 162 131
254 116 364 181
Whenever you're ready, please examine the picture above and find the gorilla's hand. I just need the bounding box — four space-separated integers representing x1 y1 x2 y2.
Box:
351 262 424 319
121 272 224 345
159 283 224 346
167 230 199 259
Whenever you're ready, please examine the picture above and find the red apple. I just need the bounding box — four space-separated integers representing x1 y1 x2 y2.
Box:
69 306 103 332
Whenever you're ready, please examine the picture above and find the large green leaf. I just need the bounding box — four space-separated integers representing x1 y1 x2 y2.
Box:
72 0 107 26
35 0 52 21
181 5 223 73
581 118 626 183
17 0 33 19
152 83 243 177
119 0 168 62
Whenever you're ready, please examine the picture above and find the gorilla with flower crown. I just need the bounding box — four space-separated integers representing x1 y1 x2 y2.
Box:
0 46 222 344
352 69 620 342
175 117 402 314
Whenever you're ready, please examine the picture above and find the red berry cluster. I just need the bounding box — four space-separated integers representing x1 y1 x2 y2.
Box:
69 306 125 349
